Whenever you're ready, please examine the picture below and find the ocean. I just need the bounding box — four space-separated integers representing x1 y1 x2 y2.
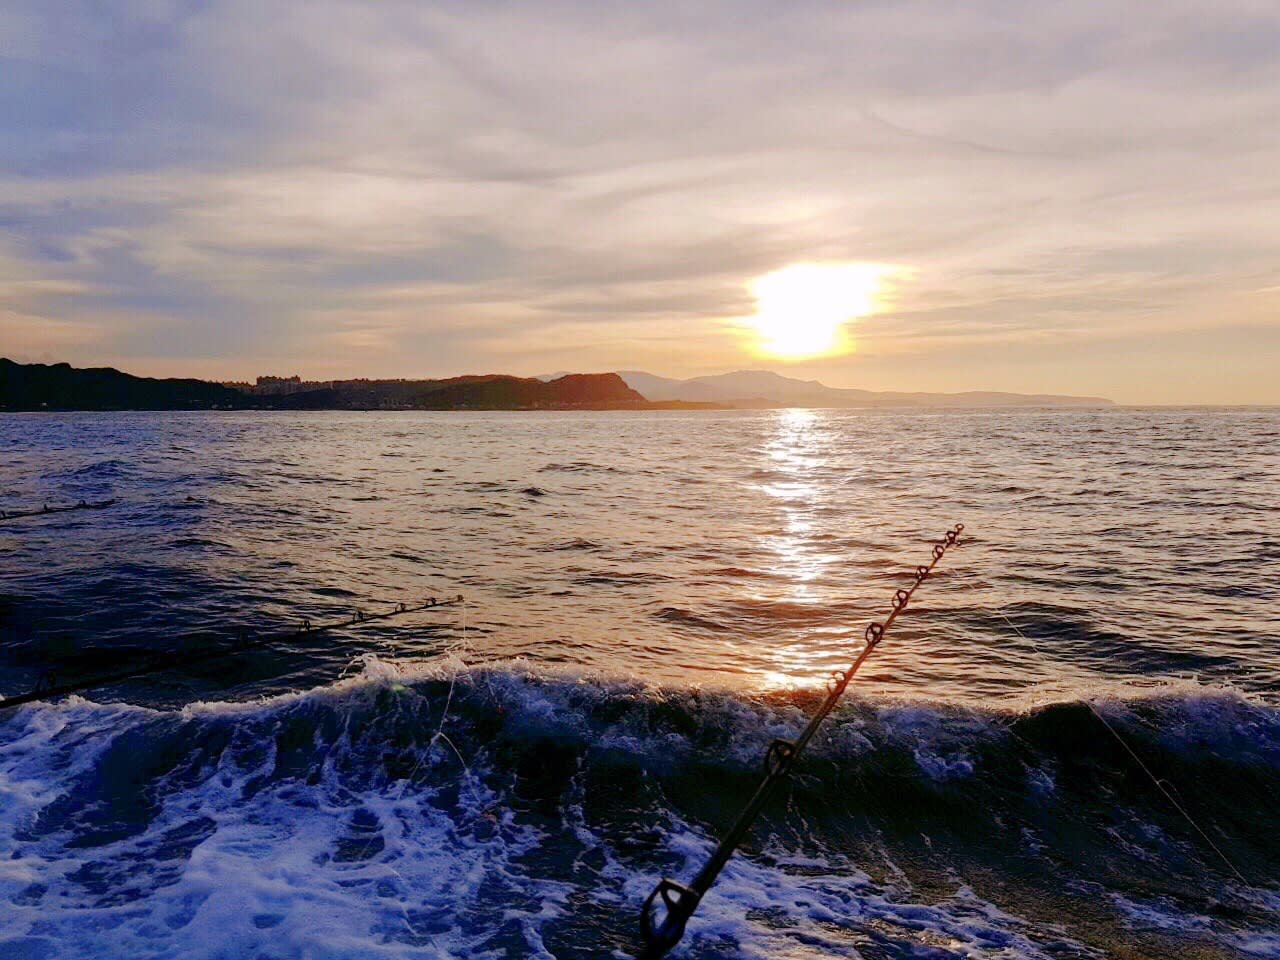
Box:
1 407 1277 958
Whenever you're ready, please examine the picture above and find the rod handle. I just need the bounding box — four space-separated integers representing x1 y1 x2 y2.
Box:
638 878 701 957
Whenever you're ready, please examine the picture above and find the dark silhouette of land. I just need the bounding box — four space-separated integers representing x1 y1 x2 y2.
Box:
0 359 246 411
0 360 703 411
1 358 1114 411
262 372 668 410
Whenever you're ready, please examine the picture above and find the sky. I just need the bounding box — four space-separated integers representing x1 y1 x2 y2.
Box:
2 1 1278 404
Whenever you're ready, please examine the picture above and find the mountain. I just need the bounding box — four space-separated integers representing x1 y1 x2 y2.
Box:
0 359 249 411
618 370 1113 408
615 371 730 403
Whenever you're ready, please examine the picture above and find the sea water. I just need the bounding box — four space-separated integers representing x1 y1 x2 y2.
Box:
1 408 1276 957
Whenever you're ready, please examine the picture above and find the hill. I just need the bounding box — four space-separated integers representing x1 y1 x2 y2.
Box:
272 373 652 410
0 359 248 411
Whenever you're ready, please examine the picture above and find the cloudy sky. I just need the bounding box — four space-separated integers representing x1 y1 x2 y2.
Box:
2 1 1278 403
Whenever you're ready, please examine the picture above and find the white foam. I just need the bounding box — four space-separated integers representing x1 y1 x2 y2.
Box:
0 686 566 957
1112 892 1280 958
623 812 1096 960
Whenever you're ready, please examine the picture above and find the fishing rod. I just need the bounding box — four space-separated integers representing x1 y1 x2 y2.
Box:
636 523 965 959
0 499 117 523
0 595 464 711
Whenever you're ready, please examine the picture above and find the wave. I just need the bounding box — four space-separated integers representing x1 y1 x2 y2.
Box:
538 461 628 474
652 606 728 631
1 662 1276 958
6 659 1277 794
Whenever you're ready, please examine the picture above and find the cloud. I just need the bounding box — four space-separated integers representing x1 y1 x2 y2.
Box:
1 0 1278 399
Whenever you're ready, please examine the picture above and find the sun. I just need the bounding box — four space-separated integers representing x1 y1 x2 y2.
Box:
747 262 890 359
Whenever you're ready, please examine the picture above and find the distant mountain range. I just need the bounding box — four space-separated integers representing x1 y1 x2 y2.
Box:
2 359 1113 411
614 370 1113 408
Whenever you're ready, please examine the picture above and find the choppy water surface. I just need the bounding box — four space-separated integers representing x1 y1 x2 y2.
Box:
1 408 1277 959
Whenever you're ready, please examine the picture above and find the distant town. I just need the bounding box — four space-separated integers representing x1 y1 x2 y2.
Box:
220 375 418 397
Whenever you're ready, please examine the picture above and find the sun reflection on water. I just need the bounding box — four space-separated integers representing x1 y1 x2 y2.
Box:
753 408 846 688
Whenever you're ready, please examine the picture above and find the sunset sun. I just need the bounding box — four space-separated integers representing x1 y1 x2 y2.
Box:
747 262 889 359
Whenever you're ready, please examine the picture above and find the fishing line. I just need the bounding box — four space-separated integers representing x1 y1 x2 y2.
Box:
347 594 521 950
351 595 486 863
315 594 478 946
997 608 1248 885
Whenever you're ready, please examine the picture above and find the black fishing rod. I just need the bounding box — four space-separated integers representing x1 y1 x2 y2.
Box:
636 524 964 959
0 499 117 523
0 595 464 711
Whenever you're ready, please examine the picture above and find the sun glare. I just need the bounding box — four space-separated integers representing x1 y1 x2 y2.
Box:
747 262 889 359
